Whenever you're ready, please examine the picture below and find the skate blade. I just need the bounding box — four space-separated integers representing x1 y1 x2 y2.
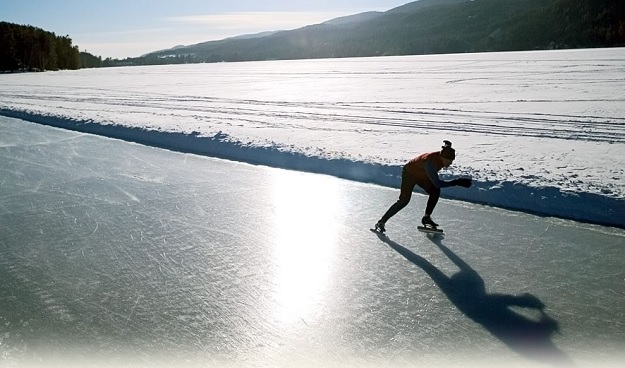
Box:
417 226 444 235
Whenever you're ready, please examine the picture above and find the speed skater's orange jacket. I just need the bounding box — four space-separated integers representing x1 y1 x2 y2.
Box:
405 151 445 179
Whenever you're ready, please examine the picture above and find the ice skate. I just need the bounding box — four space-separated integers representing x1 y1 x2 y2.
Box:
418 215 444 235
372 220 386 234
421 215 439 229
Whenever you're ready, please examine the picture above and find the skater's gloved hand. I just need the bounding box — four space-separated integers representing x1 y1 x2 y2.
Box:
453 178 472 188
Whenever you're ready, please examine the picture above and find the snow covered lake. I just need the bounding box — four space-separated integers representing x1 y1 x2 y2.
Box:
0 48 623 227
0 48 624 367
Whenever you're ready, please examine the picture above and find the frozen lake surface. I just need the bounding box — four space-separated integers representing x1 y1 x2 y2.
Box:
1 117 623 368
1 48 624 227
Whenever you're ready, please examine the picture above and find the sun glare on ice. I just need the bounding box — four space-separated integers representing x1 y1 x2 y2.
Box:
270 170 343 325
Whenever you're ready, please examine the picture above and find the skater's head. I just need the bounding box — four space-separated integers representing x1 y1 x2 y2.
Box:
440 140 455 167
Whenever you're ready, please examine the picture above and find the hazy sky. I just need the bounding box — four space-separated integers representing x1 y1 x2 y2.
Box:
0 0 412 59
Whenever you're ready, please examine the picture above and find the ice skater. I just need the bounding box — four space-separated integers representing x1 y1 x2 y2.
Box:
374 140 472 233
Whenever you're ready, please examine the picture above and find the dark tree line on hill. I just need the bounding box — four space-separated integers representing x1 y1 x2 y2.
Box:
2 0 624 71
1 22 82 71
0 22 113 72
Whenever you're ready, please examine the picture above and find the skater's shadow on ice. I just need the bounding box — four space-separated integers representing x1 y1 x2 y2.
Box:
375 233 573 367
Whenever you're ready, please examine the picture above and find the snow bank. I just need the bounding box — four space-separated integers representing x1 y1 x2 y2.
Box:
3 108 622 229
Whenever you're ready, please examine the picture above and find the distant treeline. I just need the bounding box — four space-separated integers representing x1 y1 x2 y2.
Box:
2 0 624 71
1 22 74 71
0 22 114 72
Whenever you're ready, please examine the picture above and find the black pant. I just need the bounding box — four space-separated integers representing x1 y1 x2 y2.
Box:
380 166 440 223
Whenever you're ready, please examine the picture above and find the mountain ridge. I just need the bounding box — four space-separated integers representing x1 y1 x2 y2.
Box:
132 0 623 65
3 0 622 71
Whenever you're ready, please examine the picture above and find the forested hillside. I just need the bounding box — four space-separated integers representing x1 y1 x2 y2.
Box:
136 0 624 65
2 0 623 71
0 22 82 71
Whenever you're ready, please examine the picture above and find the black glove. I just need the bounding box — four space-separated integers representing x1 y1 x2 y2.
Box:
453 178 472 188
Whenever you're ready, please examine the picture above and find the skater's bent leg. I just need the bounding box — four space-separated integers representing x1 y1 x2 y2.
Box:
380 171 416 223
424 187 441 216
380 198 410 223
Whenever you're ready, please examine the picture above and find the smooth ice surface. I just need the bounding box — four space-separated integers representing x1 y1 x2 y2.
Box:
1 117 623 368
1 48 624 227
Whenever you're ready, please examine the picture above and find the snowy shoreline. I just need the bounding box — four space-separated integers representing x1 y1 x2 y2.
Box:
2 49 623 229
2 109 623 229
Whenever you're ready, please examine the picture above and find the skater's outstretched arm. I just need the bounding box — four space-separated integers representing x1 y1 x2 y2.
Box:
424 160 455 189
424 160 472 189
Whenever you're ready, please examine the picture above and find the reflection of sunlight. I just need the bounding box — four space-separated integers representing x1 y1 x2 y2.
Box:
271 170 342 325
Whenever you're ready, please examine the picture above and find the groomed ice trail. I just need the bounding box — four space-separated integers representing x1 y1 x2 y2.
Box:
0 48 624 227
1 116 624 368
